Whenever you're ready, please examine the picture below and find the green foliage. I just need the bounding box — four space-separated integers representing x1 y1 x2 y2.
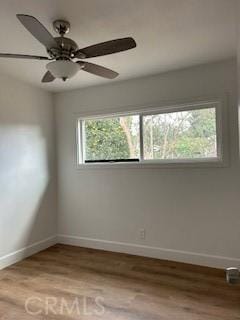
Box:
85 118 130 160
144 108 217 159
84 107 217 161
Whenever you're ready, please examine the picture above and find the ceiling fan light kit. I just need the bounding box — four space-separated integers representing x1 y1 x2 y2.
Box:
46 60 80 81
0 14 137 83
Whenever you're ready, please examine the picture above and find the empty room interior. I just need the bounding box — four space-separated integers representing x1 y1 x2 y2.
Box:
1 0 240 319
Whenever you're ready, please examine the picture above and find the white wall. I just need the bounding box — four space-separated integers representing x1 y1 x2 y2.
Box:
0 75 57 269
55 59 240 269
238 3 240 153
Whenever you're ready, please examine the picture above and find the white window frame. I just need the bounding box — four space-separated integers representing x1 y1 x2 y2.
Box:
76 97 228 169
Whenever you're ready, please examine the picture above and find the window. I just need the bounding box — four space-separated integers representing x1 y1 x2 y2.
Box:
143 108 217 160
82 115 140 163
77 101 223 166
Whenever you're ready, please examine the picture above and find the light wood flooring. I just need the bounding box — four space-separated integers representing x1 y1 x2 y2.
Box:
0 244 239 319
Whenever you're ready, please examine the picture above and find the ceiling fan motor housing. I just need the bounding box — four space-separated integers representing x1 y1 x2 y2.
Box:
48 20 87 60
47 37 81 60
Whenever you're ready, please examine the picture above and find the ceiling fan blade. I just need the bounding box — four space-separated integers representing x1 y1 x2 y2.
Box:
75 37 136 59
0 53 50 60
42 71 55 83
16 14 58 49
77 61 118 79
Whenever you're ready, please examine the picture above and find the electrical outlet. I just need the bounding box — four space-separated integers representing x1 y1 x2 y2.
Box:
139 228 146 240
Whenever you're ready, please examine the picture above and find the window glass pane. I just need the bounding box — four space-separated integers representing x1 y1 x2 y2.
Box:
83 115 140 161
143 107 217 160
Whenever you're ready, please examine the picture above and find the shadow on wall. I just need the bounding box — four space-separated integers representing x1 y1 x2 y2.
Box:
0 102 56 258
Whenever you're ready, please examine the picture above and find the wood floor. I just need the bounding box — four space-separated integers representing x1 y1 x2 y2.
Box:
0 244 239 320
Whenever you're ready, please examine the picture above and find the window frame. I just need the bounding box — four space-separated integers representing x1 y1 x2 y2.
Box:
76 97 228 169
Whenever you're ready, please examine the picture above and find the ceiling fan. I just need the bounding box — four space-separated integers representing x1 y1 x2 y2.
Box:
0 14 137 83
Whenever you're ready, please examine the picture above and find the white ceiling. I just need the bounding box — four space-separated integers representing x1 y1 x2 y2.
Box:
0 0 237 92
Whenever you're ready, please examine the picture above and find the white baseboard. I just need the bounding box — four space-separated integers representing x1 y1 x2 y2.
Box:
1 234 239 270
58 234 240 269
0 235 57 270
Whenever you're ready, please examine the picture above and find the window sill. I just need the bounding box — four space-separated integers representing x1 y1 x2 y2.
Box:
76 158 228 170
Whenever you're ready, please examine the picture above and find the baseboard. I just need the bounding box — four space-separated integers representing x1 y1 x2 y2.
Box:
2 234 238 270
58 234 240 269
0 235 57 270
